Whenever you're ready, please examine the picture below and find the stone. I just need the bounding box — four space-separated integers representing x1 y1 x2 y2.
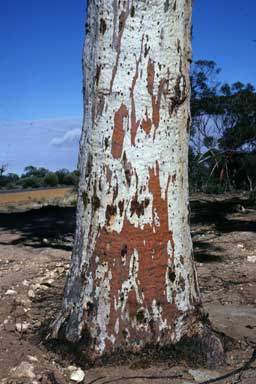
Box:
188 368 220 382
16 322 30 332
28 289 35 298
70 368 85 382
5 289 17 296
28 355 38 362
247 255 256 263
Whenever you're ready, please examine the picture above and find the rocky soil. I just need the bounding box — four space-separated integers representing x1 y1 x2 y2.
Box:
0 194 255 383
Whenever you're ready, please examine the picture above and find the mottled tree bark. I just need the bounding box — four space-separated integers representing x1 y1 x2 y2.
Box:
51 0 223 363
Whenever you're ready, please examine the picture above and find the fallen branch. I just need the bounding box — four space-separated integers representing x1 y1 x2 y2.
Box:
85 377 106 384
86 374 182 384
199 348 256 384
85 349 256 384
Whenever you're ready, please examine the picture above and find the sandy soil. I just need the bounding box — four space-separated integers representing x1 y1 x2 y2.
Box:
0 194 255 383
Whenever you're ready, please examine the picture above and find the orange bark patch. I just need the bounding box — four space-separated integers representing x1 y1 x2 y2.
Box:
111 104 128 159
141 108 152 135
90 162 180 353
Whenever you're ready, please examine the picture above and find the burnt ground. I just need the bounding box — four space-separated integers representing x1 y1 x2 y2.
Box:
0 194 256 383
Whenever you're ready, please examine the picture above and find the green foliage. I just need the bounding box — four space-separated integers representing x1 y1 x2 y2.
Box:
55 168 70 184
63 171 79 187
22 166 49 178
20 176 43 189
0 172 19 189
0 165 79 190
190 59 256 193
43 172 59 187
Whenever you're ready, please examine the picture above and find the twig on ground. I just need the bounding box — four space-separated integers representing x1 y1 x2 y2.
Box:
85 349 256 384
199 348 256 384
85 377 106 384
86 374 182 384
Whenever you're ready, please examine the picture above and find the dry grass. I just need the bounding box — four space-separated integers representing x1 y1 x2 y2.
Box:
0 187 74 207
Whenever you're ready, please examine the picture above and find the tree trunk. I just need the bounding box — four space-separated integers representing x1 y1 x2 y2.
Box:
51 0 223 363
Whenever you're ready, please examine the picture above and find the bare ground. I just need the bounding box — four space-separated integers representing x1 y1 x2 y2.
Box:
0 193 256 383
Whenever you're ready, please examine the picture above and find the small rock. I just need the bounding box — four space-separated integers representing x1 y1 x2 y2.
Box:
188 369 219 382
11 361 35 379
16 322 30 333
28 355 38 362
22 279 30 287
5 289 17 296
28 289 35 298
234 204 245 212
237 243 244 248
70 368 85 382
247 255 256 263
68 365 77 372
42 238 49 245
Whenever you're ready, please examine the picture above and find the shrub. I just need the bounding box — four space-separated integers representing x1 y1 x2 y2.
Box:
43 172 59 187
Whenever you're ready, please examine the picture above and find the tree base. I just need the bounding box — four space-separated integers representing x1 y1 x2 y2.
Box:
48 312 225 369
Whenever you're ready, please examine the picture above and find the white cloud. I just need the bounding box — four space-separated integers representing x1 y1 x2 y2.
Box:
0 117 82 174
51 128 81 146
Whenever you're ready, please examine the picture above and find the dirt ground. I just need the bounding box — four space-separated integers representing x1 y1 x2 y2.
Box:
0 193 255 383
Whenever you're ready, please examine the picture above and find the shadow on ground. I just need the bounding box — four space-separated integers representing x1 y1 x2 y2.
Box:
190 197 256 232
0 196 255 254
0 205 76 250
191 196 256 263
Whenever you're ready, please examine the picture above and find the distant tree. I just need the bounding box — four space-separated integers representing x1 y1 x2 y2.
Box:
190 60 256 192
20 176 43 189
4 173 19 189
55 168 70 185
0 163 8 177
43 172 59 187
63 170 79 186
23 166 49 178
190 60 221 154
219 83 256 151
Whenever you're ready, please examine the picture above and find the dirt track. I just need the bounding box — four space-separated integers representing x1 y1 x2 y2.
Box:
0 194 256 383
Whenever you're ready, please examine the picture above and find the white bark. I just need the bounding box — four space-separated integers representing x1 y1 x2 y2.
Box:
52 0 204 358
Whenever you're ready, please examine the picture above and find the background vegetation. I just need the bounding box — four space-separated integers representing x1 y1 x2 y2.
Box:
189 59 256 193
1 59 256 194
0 165 79 190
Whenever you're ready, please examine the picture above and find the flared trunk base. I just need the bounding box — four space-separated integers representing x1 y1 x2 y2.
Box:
49 310 225 368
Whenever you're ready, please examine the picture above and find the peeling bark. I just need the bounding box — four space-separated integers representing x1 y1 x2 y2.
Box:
50 0 222 362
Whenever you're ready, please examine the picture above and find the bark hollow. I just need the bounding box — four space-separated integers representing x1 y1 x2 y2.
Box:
51 0 212 360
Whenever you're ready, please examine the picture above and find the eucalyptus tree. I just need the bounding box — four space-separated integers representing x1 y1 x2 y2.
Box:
51 0 223 364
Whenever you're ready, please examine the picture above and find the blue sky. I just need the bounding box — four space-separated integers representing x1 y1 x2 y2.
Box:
0 0 255 173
